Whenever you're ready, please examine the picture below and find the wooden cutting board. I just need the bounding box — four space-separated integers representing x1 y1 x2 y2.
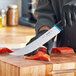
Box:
0 53 76 76
0 26 35 48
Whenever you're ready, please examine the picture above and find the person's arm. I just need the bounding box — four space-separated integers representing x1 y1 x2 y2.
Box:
35 0 56 33
25 0 56 56
62 0 76 27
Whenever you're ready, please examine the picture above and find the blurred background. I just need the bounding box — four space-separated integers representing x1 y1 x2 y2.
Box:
0 0 38 48
0 0 38 28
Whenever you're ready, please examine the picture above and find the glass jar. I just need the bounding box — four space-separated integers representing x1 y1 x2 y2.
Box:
0 15 3 28
1 9 7 27
7 5 18 26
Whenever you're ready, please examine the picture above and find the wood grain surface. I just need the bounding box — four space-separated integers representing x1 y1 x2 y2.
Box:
0 26 76 76
0 26 35 48
0 53 76 76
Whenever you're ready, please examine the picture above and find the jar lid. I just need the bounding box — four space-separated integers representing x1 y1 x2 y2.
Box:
0 16 2 18
0 9 6 15
8 5 18 8
1 9 6 13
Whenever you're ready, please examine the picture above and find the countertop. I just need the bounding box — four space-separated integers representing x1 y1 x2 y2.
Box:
0 26 35 48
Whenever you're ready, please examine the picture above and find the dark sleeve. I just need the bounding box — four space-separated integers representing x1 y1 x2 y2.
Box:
35 0 56 34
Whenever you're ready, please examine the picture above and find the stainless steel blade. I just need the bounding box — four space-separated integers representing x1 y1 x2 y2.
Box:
10 21 62 56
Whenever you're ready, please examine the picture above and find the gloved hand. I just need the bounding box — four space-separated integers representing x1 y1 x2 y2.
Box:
25 30 53 56
62 0 76 27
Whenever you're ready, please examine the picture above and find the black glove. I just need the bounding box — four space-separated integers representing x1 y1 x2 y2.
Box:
62 0 76 27
25 30 53 56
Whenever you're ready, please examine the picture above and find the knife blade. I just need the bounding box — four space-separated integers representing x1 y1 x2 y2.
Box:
10 21 63 56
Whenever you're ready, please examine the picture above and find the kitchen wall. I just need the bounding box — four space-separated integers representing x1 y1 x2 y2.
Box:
0 0 22 17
